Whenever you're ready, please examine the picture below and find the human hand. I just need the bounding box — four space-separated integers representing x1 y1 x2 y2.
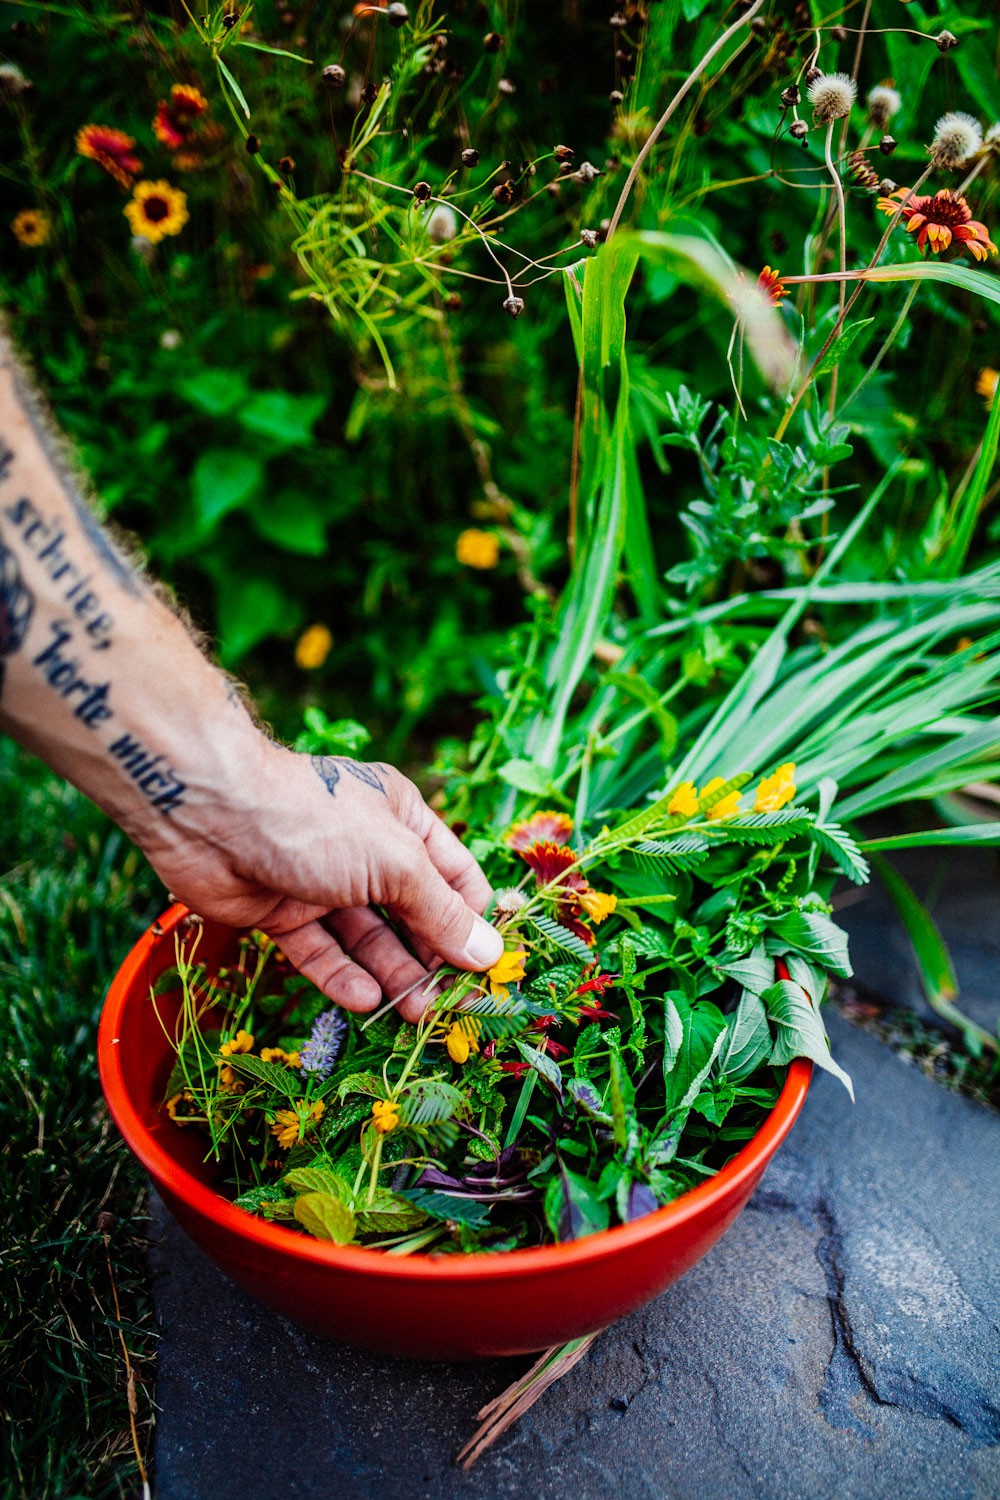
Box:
139 742 504 1023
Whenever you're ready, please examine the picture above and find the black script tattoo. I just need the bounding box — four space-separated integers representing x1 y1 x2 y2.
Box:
311 756 388 797
0 348 142 597
108 732 187 814
31 620 114 728
0 534 35 702
2 485 116 649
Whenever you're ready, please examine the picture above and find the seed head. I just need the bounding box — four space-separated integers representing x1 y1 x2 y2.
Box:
483 30 503 51
866 83 901 130
830 24 847 41
807 71 857 124
930 111 983 169
222 12 239 28
553 143 574 162
412 179 432 202
492 181 514 205
443 292 462 312
609 89 624 105
879 178 897 196
425 203 457 243
572 160 602 184
580 228 599 248
277 155 295 173
498 77 516 96
460 147 480 167
935 30 957 52
245 134 260 155
503 295 525 318
780 85 800 108
322 63 346 89
789 119 809 140
387 2 409 26
804 66 822 86
879 134 897 156
986 122 1000 148
360 80 378 105
609 12 628 28
492 887 528 918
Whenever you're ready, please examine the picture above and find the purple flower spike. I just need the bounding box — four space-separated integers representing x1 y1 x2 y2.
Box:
299 1008 347 1078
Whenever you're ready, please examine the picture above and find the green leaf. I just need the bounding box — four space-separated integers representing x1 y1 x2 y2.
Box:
762 980 854 1098
293 1191 357 1243
222 1052 304 1100
335 1071 387 1102
716 942 774 996
717 990 772 1082
354 1189 428 1235
861 824 1000 851
814 318 874 378
399 1188 490 1227
515 1040 564 1098
544 1163 610 1242
282 1166 352 1199
217 54 250 118
216 574 300 665
663 996 685 1074
527 913 595 962
176 368 248 416
497 758 559 796
191 448 263 531
662 996 726 1112
249 490 329 556
769 910 852 978
237 390 326 447
566 1077 612 1124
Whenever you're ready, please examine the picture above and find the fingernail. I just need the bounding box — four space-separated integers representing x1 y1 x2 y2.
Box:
464 916 504 969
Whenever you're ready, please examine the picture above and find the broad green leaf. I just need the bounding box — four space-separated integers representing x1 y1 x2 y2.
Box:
813 317 874 378
662 996 685 1074
216 574 300 665
515 1040 564 1098
662 996 726 1112
497 758 559 796
544 1163 610 1242
221 1052 304 1100
354 1189 428 1235
176 368 248 417
237 390 327 446
716 942 774 996
762 980 854 1098
283 1167 352 1199
293 1191 357 1243
191 448 263 531
249 490 329 556
769 911 852 978
566 1077 612 1125
335 1070 387 1101
717 990 772 1082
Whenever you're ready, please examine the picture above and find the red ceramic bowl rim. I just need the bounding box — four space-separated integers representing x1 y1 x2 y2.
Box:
99 903 811 1283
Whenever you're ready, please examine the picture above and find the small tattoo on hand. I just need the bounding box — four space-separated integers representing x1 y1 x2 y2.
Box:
311 755 387 797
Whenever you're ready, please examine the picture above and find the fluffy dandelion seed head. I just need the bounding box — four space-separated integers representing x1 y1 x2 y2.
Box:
808 72 857 124
984 122 1000 148
425 203 458 243
867 84 901 130
492 887 528 918
0 62 30 96
931 111 983 169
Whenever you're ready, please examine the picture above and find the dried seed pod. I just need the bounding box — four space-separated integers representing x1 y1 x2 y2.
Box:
483 30 503 51
935 30 957 52
460 147 480 167
245 133 260 155
360 80 378 104
804 65 822 85
580 228 599 248
609 12 627 27
222 11 239 28
572 160 602 184
413 179 432 202
387 2 409 26
443 292 462 312
502 295 525 318
867 83 901 130
789 119 809 140
879 134 897 156
498 77 516 95
492 181 514 205
553 143 574 162
278 155 295 172
830 24 847 40
609 88 624 105
807 71 857 123
879 178 897 196
322 63 347 89
781 85 800 107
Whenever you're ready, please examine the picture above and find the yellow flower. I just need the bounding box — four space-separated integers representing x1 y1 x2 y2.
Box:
371 1099 400 1134
271 1099 324 1149
456 528 500 569
702 777 743 821
578 889 617 924
295 623 333 670
488 948 527 993
754 762 797 813
977 368 997 410
220 1029 255 1057
446 1018 481 1064
165 1090 196 1124
11 209 50 247
260 1047 302 1068
667 781 699 818
124 179 189 244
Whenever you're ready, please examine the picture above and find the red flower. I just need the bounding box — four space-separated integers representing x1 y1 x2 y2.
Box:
153 84 210 151
520 840 586 889
878 187 997 262
75 124 143 188
757 265 789 306
576 971 618 996
499 1061 530 1078
577 1001 617 1021
507 810 574 852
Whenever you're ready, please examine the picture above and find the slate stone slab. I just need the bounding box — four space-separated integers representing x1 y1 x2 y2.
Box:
149 1011 1000 1500
837 845 1000 1035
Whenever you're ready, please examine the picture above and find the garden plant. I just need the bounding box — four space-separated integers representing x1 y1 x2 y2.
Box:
2 0 999 1493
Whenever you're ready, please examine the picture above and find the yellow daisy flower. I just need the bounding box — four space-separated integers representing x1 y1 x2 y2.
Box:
260 1047 302 1068
11 209 50 247
271 1099 324 1149
124 179 189 244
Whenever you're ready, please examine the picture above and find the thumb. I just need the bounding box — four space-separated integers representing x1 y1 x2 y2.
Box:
389 849 504 973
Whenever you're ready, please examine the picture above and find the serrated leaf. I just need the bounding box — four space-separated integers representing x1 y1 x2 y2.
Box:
222 1052 304 1100
282 1167 352 1200
716 942 774 996
293 1191 357 1243
769 911 852 978
762 980 854 1098
399 1188 491 1227
336 1070 387 1102
354 1189 428 1235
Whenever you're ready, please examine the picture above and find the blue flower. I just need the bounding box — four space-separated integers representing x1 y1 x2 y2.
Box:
299 1008 347 1078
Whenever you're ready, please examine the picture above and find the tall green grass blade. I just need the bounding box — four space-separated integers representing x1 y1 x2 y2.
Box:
861 824 1000 850
939 381 1000 579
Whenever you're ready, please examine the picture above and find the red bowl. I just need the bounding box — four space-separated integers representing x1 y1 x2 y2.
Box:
99 904 811 1359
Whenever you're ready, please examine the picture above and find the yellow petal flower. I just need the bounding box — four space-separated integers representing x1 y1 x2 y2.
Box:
577 889 617 924
456 528 500 569
446 1018 481 1064
371 1099 400 1134
260 1047 302 1067
667 781 699 818
124 179 189 245
488 948 527 992
295 623 333 670
754 762 797 813
270 1109 301 1149
977 367 997 409
11 209 50 247
706 791 742 821
220 1029 255 1057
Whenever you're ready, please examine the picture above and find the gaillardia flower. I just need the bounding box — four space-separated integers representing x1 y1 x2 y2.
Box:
878 188 997 262
124 180 189 244
153 83 210 149
11 209 50 247
75 123 143 188
506 810 574 851
757 266 788 307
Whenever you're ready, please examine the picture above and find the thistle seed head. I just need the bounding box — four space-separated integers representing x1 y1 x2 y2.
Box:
492 888 528 919
930 111 983 169
866 83 901 130
807 71 857 124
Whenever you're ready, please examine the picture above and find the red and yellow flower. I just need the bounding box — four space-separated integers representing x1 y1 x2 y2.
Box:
11 209 50 247
757 265 789 306
153 83 210 150
75 123 143 188
124 179 189 244
877 188 997 262
506 810 574 851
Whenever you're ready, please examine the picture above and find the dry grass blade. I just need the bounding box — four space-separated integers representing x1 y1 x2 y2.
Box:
455 1332 602 1469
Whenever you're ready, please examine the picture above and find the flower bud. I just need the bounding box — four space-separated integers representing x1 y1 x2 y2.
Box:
935 30 957 52
780 85 800 107
387 2 408 26
789 120 809 140
553 143 574 162
503 295 525 318
412 179 432 202
483 30 503 51
609 89 624 105
879 134 897 156
460 147 479 167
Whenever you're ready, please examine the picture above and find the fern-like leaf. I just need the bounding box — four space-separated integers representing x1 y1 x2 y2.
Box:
528 913 594 961
810 820 870 883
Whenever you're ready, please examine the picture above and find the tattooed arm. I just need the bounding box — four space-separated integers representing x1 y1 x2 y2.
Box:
0 331 502 1020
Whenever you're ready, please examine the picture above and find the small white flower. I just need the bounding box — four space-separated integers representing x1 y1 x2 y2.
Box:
159 328 182 350
493 888 528 919
931 111 983 169
866 84 902 130
807 71 857 124
424 203 458 243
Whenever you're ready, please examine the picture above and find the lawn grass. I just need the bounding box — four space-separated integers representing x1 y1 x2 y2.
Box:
0 740 160 1500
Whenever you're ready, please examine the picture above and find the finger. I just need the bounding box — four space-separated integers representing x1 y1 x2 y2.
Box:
268 919 382 1013
327 907 436 1024
386 775 494 913
385 836 504 974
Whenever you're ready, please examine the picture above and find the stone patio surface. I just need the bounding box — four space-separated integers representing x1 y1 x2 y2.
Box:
149 865 1000 1500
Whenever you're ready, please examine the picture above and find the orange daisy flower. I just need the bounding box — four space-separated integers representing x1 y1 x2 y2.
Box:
757 265 789 306
519 840 584 888
506 810 574 851
75 124 143 188
124 180 189 244
153 83 210 150
877 188 997 262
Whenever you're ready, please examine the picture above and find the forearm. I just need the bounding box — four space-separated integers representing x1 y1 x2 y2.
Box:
0 339 261 857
